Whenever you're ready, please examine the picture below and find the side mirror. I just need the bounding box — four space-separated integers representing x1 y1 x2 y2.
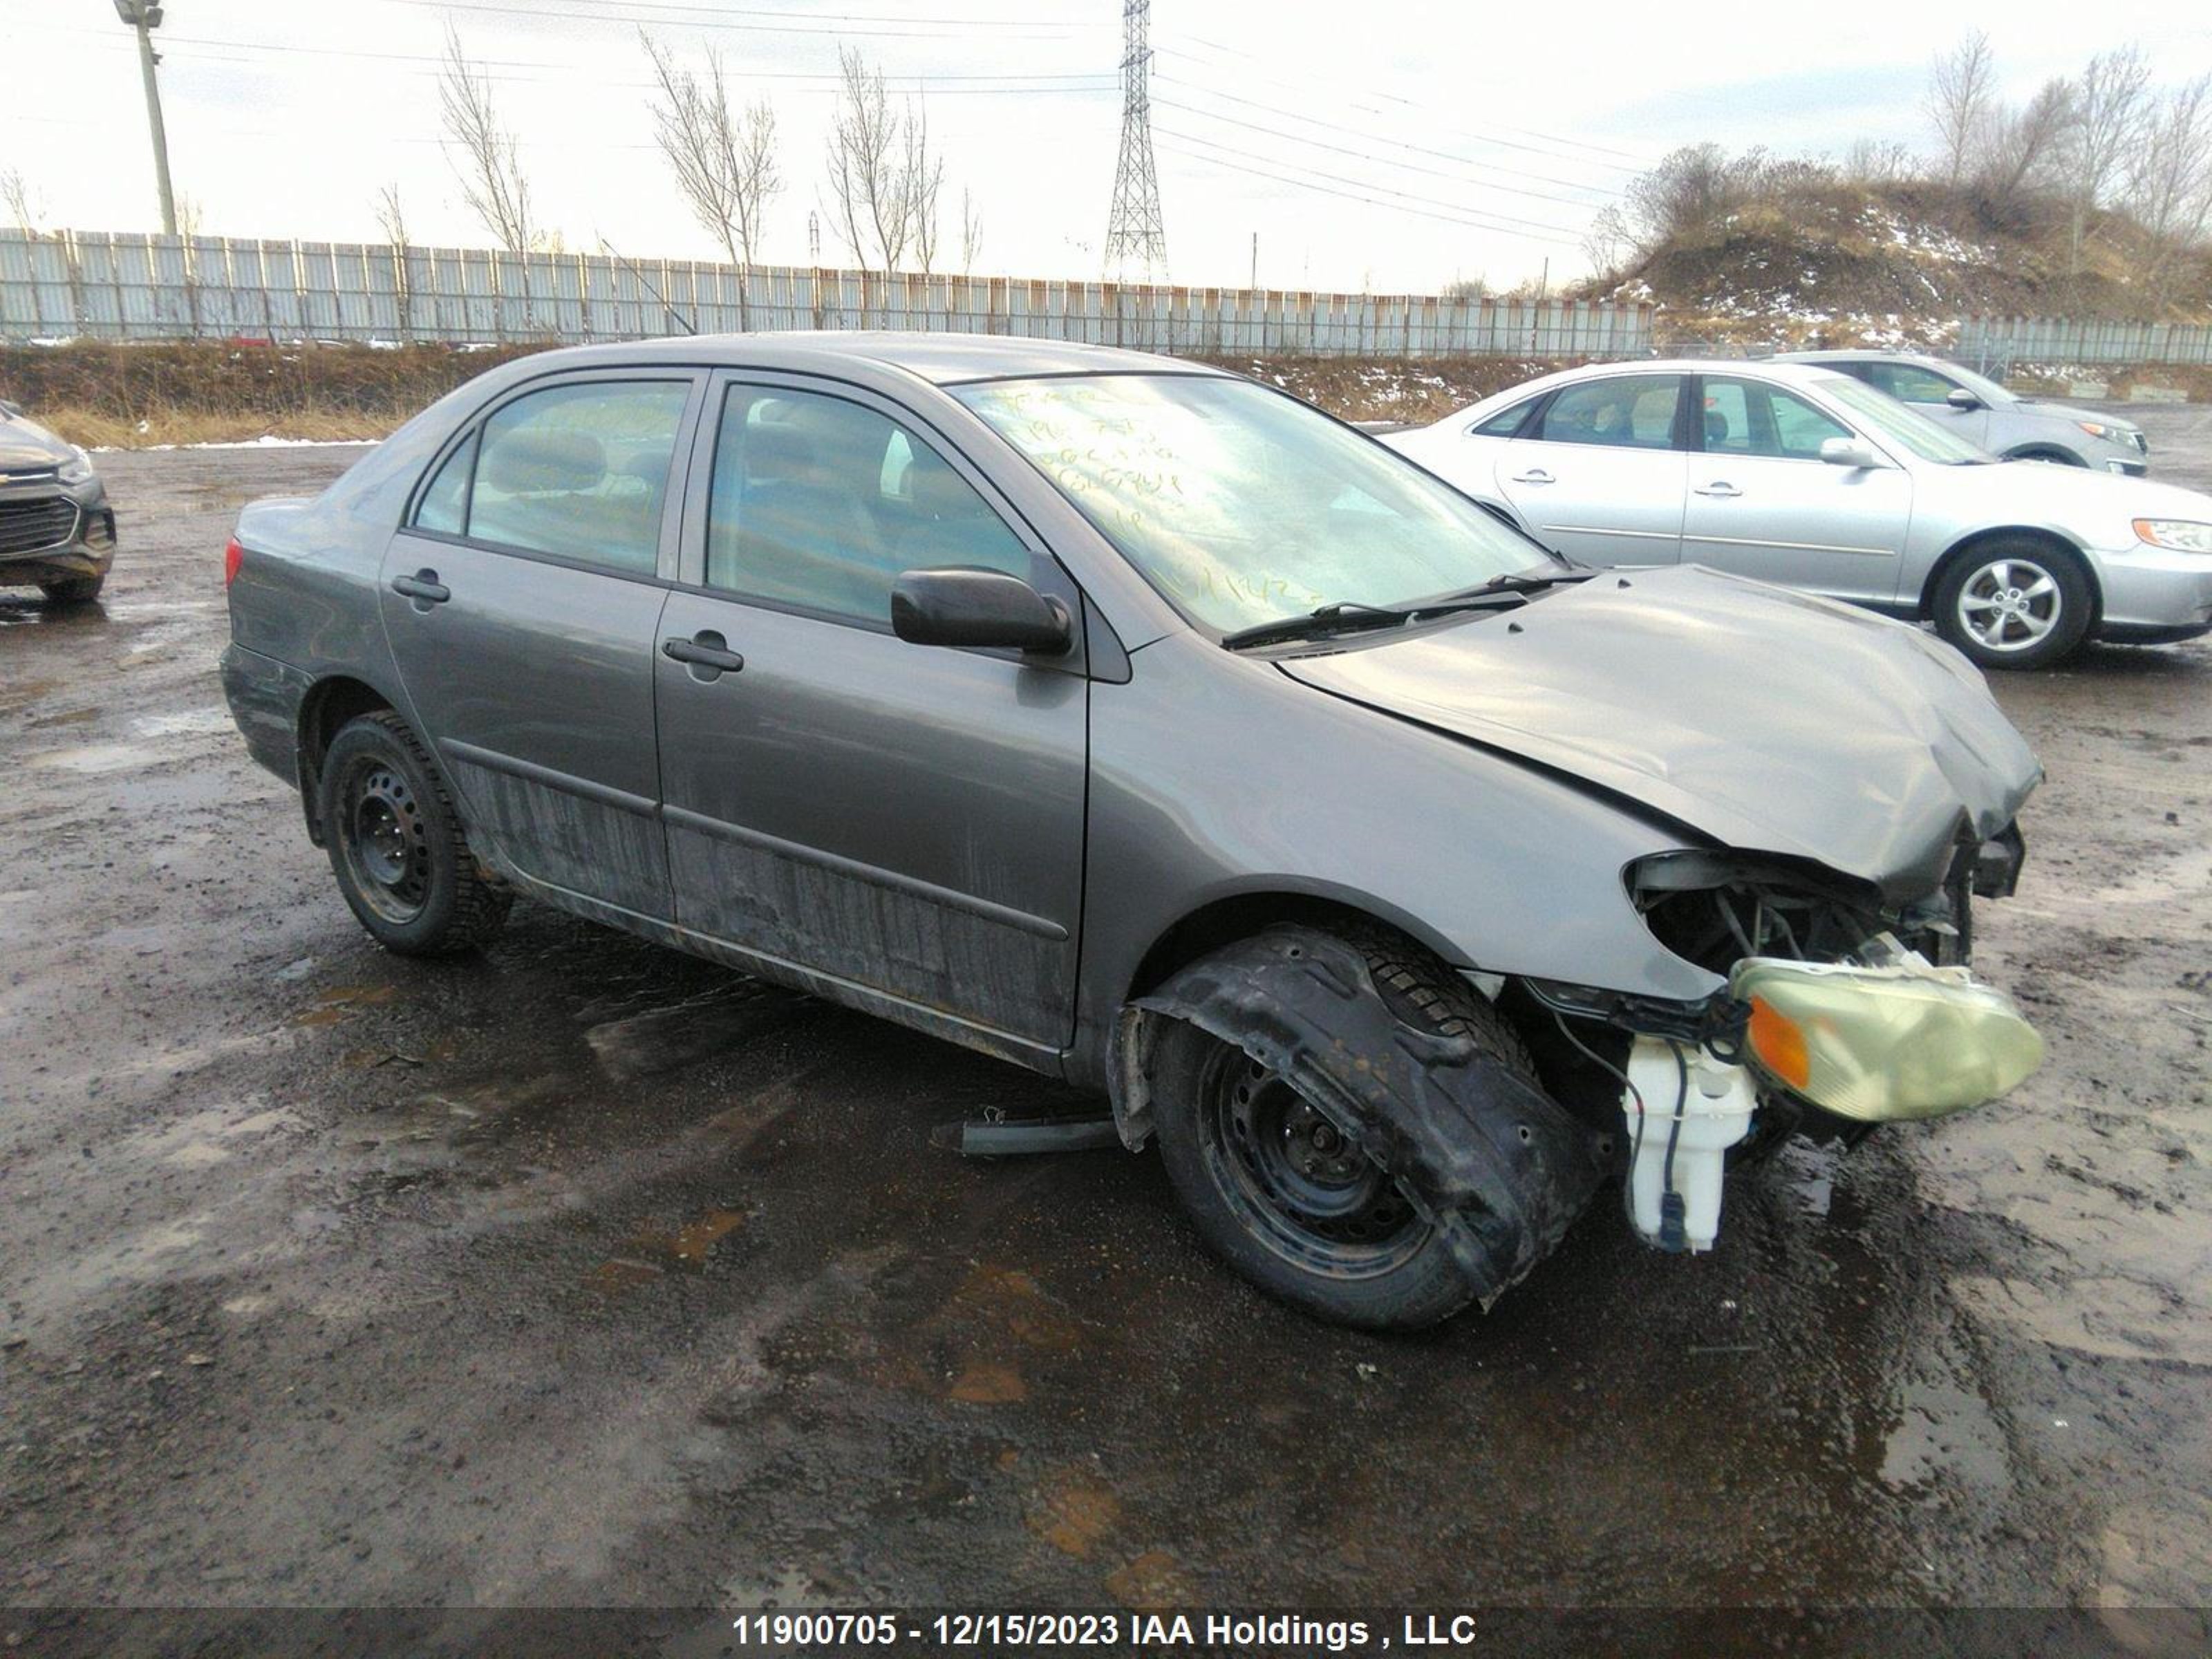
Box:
892 566 1073 655
1819 437 1882 469
1945 386 1985 411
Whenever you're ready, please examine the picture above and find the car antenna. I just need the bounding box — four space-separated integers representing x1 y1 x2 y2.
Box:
596 238 697 337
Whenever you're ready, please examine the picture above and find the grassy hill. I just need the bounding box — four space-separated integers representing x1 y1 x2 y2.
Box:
1580 170 2211 353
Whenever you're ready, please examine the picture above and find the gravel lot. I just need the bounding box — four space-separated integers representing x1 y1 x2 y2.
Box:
3 408 2209 1646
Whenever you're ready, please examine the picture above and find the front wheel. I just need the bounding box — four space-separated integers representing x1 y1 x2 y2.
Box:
317 711 512 955
1150 932 1546 1330
1931 541 2091 671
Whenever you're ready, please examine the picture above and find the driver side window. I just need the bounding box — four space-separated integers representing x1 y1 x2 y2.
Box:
1866 362 1958 406
704 386 1033 628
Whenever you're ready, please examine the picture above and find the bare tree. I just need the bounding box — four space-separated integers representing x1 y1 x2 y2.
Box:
1841 138 1913 185
2061 47 2150 272
1 168 39 234
824 47 912 276
374 182 410 247
440 26 534 256
641 30 780 276
959 187 984 276
1976 77 2074 210
1580 203 1630 274
1929 30 1998 186
904 99 945 276
2127 75 2212 303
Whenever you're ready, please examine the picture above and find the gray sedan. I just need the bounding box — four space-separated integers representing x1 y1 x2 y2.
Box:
1385 359 2212 669
222 335 2044 1329
1777 349 2149 474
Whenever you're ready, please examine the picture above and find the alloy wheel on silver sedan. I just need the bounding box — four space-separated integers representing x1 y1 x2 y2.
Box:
1956 556 2063 655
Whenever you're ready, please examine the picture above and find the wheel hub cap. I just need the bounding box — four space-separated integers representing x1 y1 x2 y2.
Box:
1958 559 2059 651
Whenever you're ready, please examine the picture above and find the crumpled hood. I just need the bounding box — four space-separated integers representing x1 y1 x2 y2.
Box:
1280 565 2042 902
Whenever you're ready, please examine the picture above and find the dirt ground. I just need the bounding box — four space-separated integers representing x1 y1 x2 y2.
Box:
2 409 2209 1650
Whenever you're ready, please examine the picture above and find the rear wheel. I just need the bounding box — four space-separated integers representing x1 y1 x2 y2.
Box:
39 573 105 604
317 711 512 955
1152 930 1541 1330
1931 539 2091 671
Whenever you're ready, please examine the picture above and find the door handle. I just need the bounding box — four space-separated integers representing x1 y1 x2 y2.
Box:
1693 482 1743 498
391 569 450 605
663 631 745 677
1509 469 1556 485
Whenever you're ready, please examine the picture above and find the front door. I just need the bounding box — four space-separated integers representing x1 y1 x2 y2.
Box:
378 371 701 919
1679 374 1913 604
654 377 1089 1055
1495 373 1689 568
1859 359 1992 449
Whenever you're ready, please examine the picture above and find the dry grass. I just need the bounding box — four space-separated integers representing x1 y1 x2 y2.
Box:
38 404 395 449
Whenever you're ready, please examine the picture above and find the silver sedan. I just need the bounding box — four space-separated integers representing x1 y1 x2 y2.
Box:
1385 359 2212 669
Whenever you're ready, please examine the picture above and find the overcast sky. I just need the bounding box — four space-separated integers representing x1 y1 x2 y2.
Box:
3 0 2207 294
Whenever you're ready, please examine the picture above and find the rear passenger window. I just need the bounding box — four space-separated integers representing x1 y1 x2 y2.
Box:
1533 376 1681 450
1472 398 1537 438
430 380 690 574
413 430 475 535
704 386 1032 627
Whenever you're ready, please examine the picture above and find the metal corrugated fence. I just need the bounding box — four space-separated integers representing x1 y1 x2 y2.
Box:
1958 316 2212 368
0 229 1651 358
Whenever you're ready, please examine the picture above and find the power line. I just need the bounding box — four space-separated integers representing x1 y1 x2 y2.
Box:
1152 95 1620 210
370 0 1111 26
1152 135 1586 252
1156 37 1653 167
1152 125 1586 240
371 0 1097 39
1153 73 1633 198
36 26 1115 93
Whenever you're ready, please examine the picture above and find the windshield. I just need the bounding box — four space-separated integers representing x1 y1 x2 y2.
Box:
953 374 1548 635
1819 375 1992 465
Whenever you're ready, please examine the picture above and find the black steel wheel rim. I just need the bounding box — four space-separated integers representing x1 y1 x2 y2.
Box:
1197 1047 1429 1278
340 759 431 924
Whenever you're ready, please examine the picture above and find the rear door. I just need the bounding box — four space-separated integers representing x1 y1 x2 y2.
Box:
653 375 1089 1056
1494 373 1689 568
379 371 702 920
1679 373 1913 603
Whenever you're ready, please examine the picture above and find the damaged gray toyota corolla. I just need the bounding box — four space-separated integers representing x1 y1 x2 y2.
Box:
219 335 2045 1331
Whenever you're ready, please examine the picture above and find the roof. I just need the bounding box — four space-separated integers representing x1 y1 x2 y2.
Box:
1774 348 1939 364
494 330 1219 388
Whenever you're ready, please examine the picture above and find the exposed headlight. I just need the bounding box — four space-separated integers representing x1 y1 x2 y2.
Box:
58 446 96 487
2076 420 2123 442
1732 954 2043 1122
2134 518 2212 554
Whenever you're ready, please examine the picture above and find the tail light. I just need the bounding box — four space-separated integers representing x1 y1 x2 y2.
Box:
223 535 243 588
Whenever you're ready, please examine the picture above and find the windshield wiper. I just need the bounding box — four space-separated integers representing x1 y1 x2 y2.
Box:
1221 567 1602 651
1221 601 1414 650
1419 567 1595 603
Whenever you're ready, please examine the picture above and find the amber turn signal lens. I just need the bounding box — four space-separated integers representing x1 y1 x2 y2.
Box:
1747 995 1811 1089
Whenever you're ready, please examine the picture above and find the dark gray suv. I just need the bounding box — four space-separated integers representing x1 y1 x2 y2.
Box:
219 335 2045 1330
